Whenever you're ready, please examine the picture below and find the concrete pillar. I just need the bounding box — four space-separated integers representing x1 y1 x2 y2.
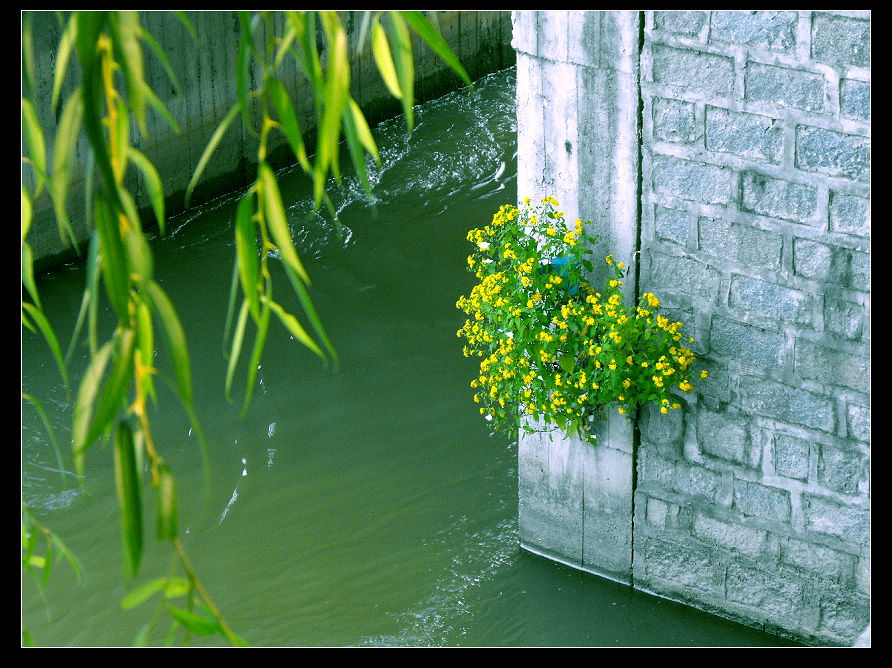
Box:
512 10 641 584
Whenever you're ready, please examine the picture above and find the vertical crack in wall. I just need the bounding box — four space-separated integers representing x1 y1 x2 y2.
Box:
629 10 645 589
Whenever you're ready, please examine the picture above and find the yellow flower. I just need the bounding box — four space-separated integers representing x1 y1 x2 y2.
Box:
700 370 709 379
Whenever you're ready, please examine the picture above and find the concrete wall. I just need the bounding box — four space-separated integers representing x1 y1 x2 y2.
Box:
513 10 869 646
24 10 514 272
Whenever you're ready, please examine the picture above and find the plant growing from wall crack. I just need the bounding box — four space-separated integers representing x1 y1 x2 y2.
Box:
457 197 706 443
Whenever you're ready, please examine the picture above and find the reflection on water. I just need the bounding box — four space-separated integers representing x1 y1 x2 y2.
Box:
21 68 799 647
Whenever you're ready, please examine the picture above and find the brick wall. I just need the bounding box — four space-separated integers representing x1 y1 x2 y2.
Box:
636 10 870 645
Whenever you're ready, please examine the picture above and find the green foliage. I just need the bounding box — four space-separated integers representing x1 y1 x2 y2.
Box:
21 9 471 646
457 197 707 443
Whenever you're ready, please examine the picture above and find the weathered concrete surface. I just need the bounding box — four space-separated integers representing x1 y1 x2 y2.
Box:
23 10 515 273
513 9 641 586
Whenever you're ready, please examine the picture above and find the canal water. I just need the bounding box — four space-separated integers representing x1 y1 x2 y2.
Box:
21 67 800 647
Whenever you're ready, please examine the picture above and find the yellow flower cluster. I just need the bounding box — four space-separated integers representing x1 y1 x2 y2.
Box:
456 197 701 443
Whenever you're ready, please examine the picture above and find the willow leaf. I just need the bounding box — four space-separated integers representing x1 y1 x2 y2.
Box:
371 19 402 100
155 464 178 541
387 12 415 131
258 161 309 284
110 11 147 137
184 102 240 209
166 605 221 636
235 192 261 323
51 13 78 114
128 148 166 234
93 191 131 322
84 327 135 451
142 82 180 134
401 11 472 88
314 23 349 204
121 577 168 610
21 97 47 197
225 299 250 403
23 392 67 488
241 295 271 416
113 420 143 577
265 297 324 361
50 88 83 248
22 242 40 312
72 341 113 471
22 302 68 391
139 25 180 93
144 280 192 407
281 262 337 368
266 76 310 174
236 18 256 135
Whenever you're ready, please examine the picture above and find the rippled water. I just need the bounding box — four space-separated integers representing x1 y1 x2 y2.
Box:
21 68 799 647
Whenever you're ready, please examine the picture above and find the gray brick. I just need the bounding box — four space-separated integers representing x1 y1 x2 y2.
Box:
741 171 819 225
705 106 784 164
819 590 871 640
811 13 870 69
729 275 815 326
727 563 812 626
781 536 855 583
796 126 870 182
793 238 849 286
654 10 707 38
654 205 689 245
803 493 869 545
849 250 870 291
739 375 835 432
840 79 870 122
829 191 870 237
698 216 782 269
643 401 685 451
734 478 791 522
846 403 870 443
794 339 869 394
652 97 701 145
818 443 863 495
774 433 810 481
651 44 735 97
643 536 724 595
696 405 759 467
646 250 721 302
653 154 734 204
744 61 825 112
709 316 786 370
824 297 866 340
709 10 798 52
694 513 767 557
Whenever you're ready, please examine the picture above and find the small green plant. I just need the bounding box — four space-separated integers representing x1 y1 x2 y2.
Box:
456 197 707 443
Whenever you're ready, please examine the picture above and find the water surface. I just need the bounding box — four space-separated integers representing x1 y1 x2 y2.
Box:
22 68 799 647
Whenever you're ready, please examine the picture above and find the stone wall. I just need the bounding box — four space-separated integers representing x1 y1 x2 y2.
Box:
513 10 869 646
24 10 514 272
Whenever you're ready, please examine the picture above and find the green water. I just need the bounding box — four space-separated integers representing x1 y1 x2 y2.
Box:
21 68 800 647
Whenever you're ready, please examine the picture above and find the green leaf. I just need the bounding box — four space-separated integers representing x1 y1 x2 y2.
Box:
236 17 256 135
110 11 147 137
234 192 261 323
23 392 68 488
128 147 166 234
113 420 144 578
241 294 271 416
93 190 131 322
22 302 68 391
72 340 114 473
185 103 240 209
51 13 78 114
314 20 350 205
258 161 309 285
155 464 178 541
50 88 84 248
401 11 472 88
225 300 250 402
166 605 221 637
371 19 402 100
144 280 192 407
266 76 310 174
264 297 324 361
83 327 136 451
121 577 168 610
387 12 415 131
21 97 47 197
